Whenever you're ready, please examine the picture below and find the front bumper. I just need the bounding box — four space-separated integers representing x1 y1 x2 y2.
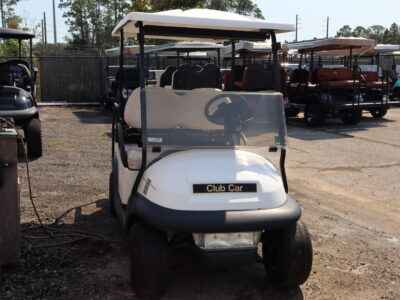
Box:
130 194 301 233
0 106 38 120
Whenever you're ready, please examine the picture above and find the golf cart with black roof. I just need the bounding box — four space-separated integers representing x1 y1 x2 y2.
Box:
110 9 312 297
287 37 376 127
0 28 41 157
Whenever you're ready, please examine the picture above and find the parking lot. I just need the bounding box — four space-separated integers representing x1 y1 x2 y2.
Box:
1 106 399 299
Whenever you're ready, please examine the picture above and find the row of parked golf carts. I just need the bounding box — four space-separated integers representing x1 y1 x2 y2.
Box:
104 35 400 127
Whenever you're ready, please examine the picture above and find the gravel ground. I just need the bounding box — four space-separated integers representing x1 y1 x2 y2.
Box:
0 106 399 299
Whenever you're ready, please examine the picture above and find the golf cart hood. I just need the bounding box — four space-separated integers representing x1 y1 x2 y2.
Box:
137 149 287 211
0 86 34 110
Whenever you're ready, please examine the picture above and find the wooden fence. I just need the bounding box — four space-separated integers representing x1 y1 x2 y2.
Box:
39 56 105 103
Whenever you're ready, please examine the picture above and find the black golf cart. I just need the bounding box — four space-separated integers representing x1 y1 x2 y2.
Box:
0 28 42 157
287 37 377 127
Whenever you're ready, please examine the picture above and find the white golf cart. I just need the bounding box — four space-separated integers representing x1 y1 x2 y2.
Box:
110 9 312 297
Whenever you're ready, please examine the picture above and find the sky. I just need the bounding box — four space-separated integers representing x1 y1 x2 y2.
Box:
14 0 400 44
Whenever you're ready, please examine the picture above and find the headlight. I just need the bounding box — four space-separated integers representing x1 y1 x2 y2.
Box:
193 232 261 250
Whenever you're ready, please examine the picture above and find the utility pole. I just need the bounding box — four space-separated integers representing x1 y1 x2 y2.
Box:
53 0 57 44
295 14 299 42
114 0 118 23
41 19 45 52
0 0 5 28
326 16 330 38
43 12 48 51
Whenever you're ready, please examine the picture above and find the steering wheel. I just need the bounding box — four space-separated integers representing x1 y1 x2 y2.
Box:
204 93 248 125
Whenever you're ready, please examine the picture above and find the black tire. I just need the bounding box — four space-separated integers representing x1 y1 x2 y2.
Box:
370 107 388 118
285 108 301 118
104 100 114 111
304 103 326 127
342 108 362 125
129 221 168 297
24 117 42 158
262 221 313 288
109 172 116 217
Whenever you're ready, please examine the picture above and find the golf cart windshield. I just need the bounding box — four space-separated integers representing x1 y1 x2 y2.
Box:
141 88 286 149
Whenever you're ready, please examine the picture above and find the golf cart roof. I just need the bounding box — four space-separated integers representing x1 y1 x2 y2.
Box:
144 42 224 54
111 9 294 41
314 43 400 57
105 44 155 55
222 41 289 57
290 37 376 53
0 27 35 39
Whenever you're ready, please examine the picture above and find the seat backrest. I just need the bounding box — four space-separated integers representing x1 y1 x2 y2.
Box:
124 87 223 130
314 68 334 82
243 64 285 91
290 69 310 84
226 65 244 90
361 71 379 83
116 68 140 90
172 64 221 90
331 67 353 81
159 65 177 87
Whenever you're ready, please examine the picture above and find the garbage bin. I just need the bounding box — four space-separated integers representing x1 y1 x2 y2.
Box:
0 128 19 265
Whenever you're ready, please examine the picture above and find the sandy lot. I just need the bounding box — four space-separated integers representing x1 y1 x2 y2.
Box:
0 106 399 299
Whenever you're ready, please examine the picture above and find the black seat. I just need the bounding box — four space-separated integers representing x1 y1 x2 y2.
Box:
159 66 177 87
243 64 286 91
172 64 221 90
290 69 310 84
116 68 140 90
226 65 245 90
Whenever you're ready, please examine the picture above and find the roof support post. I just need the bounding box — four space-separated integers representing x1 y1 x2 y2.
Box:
217 48 221 68
18 39 22 60
29 38 33 73
119 29 124 104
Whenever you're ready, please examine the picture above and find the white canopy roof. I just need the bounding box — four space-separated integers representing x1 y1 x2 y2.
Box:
315 43 400 57
144 42 224 54
289 37 376 53
111 9 294 41
222 41 289 57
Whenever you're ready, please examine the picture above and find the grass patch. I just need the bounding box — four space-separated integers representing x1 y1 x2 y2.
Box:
47 141 64 147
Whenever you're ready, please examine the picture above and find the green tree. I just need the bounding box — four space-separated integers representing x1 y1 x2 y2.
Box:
205 0 263 18
0 0 22 28
368 25 386 43
336 25 352 37
388 23 400 44
352 26 370 38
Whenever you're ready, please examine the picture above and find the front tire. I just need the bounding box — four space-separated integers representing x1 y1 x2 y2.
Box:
304 103 326 127
370 107 387 118
262 221 313 288
24 117 42 158
342 108 362 125
129 221 168 297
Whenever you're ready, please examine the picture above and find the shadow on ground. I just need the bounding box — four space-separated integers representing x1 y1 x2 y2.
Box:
287 115 394 141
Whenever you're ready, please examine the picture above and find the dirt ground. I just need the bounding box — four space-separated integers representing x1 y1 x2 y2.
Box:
0 106 399 300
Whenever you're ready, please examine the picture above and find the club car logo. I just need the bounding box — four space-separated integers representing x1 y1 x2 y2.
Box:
193 183 257 193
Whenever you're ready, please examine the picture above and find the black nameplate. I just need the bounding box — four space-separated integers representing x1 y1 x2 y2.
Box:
193 183 257 194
